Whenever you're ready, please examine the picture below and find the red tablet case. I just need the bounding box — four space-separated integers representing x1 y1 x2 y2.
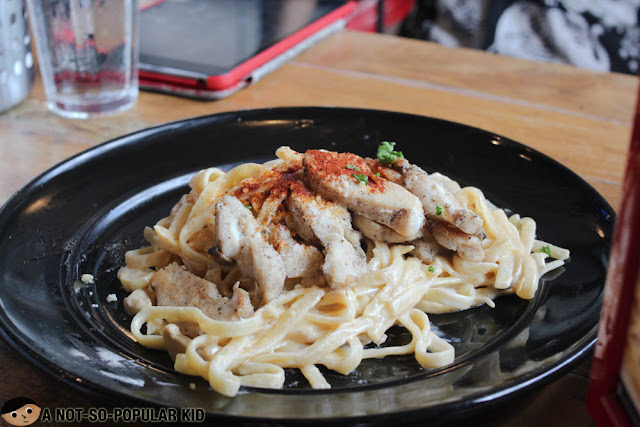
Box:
139 1 357 99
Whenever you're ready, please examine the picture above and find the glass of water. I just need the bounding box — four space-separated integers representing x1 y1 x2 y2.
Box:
27 0 139 119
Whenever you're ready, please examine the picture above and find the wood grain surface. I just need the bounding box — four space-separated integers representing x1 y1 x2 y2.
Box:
0 30 636 426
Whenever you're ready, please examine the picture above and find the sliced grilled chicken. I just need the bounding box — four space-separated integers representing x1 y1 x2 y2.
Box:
352 214 442 263
151 263 255 320
286 184 366 288
214 195 286 304
410 228 442 263
364 158 403 184
394 158 483 236
352 213 414 243
302 149 424 240
269 223 324 280
431 223 484 262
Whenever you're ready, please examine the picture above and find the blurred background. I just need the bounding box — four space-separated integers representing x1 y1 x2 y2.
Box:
392 0 639 75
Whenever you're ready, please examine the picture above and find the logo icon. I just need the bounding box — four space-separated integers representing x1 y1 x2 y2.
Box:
1 398 41 426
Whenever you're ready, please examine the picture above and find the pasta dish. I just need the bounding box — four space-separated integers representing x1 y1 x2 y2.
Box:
117 143 569 397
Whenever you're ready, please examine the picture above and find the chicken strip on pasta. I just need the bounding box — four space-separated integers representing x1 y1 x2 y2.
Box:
352 214 442 263
392 157 483 236
285 183 366 289
269 223 325 286
431 223 484 262
302 149 425 240
213 195 286 304
150 263 254 321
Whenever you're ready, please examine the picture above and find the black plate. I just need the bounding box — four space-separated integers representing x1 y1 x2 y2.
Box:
0 107 612 424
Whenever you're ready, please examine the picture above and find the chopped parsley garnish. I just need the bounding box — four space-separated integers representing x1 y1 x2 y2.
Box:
377 141 404 164
244 203 252 209
375 172 381 177
352 173 369 185
540 245 552 256
345 164 360 171
428 265 435 273
435 205 443 216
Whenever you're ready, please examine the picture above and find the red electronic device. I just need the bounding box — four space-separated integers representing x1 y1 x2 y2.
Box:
139 0 356 99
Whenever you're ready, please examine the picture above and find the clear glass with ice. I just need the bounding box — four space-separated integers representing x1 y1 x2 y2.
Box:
27 0 139 119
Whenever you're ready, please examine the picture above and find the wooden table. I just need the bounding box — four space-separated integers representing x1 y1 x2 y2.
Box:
1 30 637 425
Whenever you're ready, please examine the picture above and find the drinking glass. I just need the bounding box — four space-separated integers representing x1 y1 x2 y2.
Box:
27 0 139 119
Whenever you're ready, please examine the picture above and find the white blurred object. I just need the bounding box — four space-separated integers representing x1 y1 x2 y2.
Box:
0 0 35 113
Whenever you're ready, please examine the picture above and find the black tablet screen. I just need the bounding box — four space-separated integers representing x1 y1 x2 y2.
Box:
140 0 347 76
